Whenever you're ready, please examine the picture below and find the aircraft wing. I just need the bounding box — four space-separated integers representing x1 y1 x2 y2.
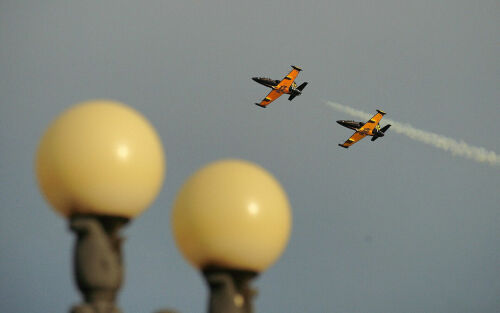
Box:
255 89 284 108
359 111 385 132
338 131 367 148
276 66 301 89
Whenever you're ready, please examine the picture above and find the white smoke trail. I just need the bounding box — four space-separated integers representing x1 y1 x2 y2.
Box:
326 101 500 167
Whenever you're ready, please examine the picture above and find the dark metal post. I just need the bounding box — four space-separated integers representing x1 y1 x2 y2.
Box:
202 266 258 313
69 214 128 313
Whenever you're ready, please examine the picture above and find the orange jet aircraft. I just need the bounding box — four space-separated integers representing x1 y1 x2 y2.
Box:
252 65 308 108
337 110 391 148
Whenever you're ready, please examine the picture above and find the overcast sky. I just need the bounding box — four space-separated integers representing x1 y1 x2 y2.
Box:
1 1 499 312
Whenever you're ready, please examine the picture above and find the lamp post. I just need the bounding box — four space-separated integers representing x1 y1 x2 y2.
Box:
35 100 166 313
171 159 292 313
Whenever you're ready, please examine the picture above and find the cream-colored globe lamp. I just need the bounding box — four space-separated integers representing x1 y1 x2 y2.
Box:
36 99 165 218
172 159 291 273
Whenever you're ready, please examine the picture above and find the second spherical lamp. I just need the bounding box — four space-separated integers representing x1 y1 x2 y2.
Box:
171 159 291 274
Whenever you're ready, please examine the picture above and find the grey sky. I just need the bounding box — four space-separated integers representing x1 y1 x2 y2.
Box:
1 1 499 312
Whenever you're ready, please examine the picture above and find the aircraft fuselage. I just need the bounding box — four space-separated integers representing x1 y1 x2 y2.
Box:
252 77 280 88
252 77 298 94
337 120 383 137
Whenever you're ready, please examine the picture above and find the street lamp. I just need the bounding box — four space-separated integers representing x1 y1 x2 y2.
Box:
171 159 292 313
35 101 291 313
35 100 166 313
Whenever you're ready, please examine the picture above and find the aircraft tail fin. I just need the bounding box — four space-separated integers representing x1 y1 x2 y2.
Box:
371 124 391 141
288 82 308 101
297 82 308 91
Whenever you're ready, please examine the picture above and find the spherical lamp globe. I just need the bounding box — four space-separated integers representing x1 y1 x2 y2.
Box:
172 159 291 273
36 99 165 219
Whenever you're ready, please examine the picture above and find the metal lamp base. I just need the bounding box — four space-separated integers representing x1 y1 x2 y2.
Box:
202 266 258 313
69 214 129 313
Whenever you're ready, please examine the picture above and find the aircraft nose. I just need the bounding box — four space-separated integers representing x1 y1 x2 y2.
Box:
252 77 259 82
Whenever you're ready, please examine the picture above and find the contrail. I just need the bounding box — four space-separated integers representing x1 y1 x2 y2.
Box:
326 101 500 167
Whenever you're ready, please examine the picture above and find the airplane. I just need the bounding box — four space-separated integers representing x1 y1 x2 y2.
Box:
252 65 308 108
337 110 391 148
